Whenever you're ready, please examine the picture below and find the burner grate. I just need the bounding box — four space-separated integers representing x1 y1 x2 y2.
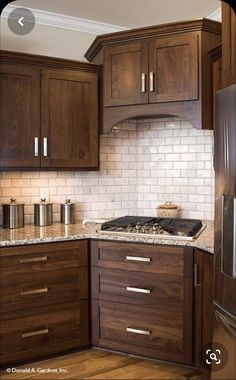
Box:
101 216 203 237
100 216 156 230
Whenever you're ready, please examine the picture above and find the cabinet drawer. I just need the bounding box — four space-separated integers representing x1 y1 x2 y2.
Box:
0 267 88 313
92 300 192 364
91 241 192 277
0 301 89 363
0 241 88 274
92 267 190 311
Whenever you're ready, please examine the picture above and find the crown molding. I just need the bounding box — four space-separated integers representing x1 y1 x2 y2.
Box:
1 4 129 35
207 7 221 21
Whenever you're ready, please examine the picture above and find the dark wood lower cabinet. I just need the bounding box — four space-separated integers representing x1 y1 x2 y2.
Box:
0 241 90 367
92 299 192 364
194 249 213 375
0 240 213 369
91 241 193 365
0 301 89 367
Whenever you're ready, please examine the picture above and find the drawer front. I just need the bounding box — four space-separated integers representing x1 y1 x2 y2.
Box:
0 267 88 312
92 300 192 364
0 241 88 274
92 267 186 310
91 241 192 277
0 301 89 358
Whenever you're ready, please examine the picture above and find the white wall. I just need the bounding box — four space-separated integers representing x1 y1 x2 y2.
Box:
0 17 96 61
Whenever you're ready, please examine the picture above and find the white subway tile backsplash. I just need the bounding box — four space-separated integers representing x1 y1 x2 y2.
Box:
0 119 215 223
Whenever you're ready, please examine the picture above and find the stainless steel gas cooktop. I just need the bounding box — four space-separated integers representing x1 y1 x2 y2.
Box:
100 216 206 240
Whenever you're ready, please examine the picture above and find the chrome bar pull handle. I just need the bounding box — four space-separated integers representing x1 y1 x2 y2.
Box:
20 287 48 296
126 327 151 336
22 328 49 338
141 73 146 93
34 137 39 157
19 256 48 264
43 137 48 157
194 264 201 287
126 256 151 263
126 286 151 294
149 72 154 92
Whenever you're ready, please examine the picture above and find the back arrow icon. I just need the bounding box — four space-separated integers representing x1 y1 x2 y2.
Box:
18 17 24 26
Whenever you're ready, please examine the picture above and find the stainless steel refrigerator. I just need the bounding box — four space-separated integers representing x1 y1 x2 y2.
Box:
212 84 236 379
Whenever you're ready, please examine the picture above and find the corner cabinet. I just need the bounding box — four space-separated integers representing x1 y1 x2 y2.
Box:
0 51 99 171
104 33 198 107
91 241 194 365
85 19 221 133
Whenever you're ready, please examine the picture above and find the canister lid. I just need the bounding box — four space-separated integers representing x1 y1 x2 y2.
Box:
2 198 25 206
157 201 178 209
61 199 74 205
34 198 52 206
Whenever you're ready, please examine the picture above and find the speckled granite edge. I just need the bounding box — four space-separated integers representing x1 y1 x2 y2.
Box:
0 221 214 254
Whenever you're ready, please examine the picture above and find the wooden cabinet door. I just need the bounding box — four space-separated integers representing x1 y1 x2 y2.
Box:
0 64 40 169
222 3 236 87
41 69 98 169
194 249 213 370
103 42 148 106
149 33 199 103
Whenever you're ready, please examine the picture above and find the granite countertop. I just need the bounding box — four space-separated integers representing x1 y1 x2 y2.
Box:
0 220 214 254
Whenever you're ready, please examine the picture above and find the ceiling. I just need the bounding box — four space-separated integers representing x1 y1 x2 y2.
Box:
12 0 220 28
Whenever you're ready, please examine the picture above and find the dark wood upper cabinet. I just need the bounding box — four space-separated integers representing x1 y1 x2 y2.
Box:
149 33 198 103
41 69 98 169
0 64 40 169
85 19 221 133
104 42 148 106
209 43 222 132
222 3 236 87
0 51 99 171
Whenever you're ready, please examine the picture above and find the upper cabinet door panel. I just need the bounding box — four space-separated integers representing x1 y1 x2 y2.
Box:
41 69 98 169
222 3 236 87
104 42 148 107
149 34 199 103
0 64 40 168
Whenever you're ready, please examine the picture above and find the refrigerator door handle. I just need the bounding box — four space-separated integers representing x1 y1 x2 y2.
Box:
215 310 236 337
233 198 236 277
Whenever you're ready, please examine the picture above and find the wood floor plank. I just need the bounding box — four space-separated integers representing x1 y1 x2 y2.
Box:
0 349 204 380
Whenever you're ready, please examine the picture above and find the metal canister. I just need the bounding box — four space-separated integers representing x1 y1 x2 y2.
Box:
2 198 24 229
34 199 53 226
60 199 75 225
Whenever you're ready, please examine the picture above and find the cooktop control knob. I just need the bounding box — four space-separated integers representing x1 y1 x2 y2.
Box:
135 223 141 232
127 224 132 232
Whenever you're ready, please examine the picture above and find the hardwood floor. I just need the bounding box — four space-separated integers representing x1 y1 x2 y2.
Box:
0 349 206 380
